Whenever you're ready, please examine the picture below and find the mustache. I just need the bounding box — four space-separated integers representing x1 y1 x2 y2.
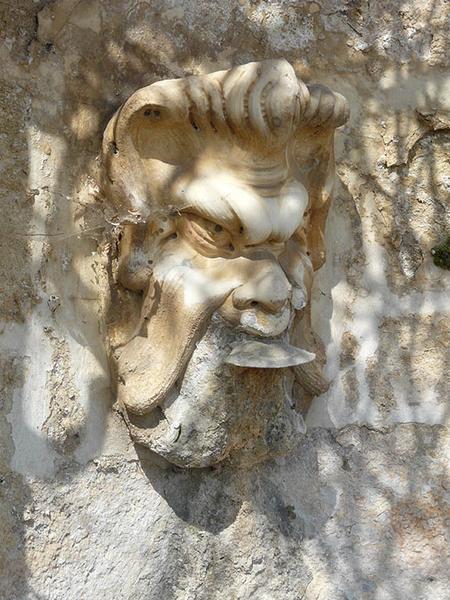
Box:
115 274 233 415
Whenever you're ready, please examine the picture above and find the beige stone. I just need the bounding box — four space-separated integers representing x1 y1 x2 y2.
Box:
1 0 449 597
101 60 348 466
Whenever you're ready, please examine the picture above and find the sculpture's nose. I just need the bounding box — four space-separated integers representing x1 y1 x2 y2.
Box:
232 262 292 314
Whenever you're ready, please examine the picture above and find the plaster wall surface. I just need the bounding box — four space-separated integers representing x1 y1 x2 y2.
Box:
0 1 448 598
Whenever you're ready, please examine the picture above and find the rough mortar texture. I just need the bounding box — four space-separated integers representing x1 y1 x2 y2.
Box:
5 427 450 600
0 0 449 598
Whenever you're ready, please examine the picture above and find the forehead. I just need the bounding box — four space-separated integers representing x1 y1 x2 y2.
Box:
171 168 308 244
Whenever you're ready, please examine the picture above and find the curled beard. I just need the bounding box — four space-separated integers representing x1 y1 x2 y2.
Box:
123 311 306 468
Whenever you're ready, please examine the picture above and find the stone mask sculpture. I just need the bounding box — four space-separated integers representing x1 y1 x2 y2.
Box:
101 59 348 467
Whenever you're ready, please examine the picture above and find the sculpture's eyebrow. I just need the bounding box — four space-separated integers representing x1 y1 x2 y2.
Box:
180 196 240 231
174 174 273 242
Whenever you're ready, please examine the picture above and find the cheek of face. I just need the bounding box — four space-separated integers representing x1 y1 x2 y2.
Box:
151 242 243 311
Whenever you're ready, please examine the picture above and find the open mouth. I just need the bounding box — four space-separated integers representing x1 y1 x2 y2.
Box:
225 339 315 368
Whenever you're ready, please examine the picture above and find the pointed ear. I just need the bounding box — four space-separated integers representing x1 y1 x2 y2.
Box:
101 80 192 221
290 84 349 270
101 99 150 221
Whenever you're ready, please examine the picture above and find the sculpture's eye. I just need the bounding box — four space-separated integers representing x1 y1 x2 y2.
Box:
180 214 234 256
198 217 229 240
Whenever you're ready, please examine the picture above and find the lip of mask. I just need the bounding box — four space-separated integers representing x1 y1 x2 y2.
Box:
225 340 315 368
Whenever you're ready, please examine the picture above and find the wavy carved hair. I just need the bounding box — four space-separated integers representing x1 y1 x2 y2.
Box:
101 59 349 269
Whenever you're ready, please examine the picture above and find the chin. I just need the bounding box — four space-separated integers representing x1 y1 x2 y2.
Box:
125 314 306 468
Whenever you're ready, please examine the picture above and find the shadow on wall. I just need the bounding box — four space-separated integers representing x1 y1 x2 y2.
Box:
137 447 244 535
0 0 448 598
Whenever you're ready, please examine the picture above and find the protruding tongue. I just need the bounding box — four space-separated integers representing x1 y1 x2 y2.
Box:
225 340 315 368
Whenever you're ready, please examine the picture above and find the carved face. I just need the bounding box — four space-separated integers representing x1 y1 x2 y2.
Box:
102 60 348 467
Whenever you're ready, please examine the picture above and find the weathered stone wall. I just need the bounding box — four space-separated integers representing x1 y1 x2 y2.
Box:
1 1 448 598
